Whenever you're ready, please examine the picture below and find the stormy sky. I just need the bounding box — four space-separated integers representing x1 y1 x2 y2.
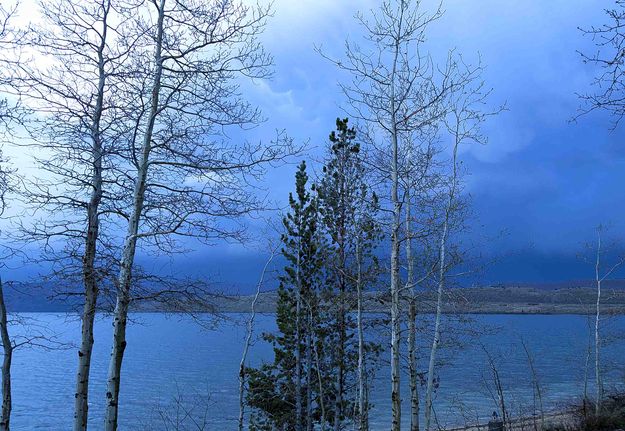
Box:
6 0 625 292
183 0 625 292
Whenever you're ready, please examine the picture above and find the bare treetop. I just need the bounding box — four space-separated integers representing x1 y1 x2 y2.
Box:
578 1 625 128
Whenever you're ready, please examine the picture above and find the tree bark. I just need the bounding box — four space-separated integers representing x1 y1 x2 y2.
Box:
408 299 419 431
389 29 402 431
0 280 11 431
74 3 109 430
425 137 459 431
104 1 165 429
406 190 420 431
238 250 275 431
334 215 346 431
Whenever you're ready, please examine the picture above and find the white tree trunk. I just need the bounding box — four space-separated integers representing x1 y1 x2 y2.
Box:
424 221 446 431
406 191 420 431
104 2 165 429
408 300 419 431
389 42 402 431
74 4 109 429
424 139 459 431
0 280 11 431
238 250 275 431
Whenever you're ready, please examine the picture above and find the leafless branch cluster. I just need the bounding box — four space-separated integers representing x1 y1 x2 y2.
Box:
578 1 625 128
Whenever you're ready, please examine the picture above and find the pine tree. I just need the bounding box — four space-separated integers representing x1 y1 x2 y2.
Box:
246 121 382 431
317 118 382 431
247 161 323 431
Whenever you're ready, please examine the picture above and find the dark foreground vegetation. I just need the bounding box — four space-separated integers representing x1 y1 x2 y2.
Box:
546 394 625 431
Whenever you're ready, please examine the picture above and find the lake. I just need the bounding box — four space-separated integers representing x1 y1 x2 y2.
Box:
7 313 625 430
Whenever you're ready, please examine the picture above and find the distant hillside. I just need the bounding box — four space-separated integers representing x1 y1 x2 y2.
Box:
216 285 625 314
5 281 625 314
495 279 625 291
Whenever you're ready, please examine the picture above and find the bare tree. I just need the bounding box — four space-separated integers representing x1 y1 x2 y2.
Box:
238 245 277 431
520 337 544 430
102 1 296 429
323 1 460 427
402 126 440 431
423 59 499 431
0 1 139 429
590 226 625 415
481 345 509 431
0 6 19 429
578 1 625 129
143 384 212 431
0 279 10 431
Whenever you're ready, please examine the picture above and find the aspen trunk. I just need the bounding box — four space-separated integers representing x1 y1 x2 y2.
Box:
424 223 446 431
408 300 419 431
0 280 11 431
406 191 420 431
238 251 275 431
104 2 165 429
389 71 402 431
334 253 345 431
425 140 458 431
389 159 401 431
73 4 109 429
595 233 602 416
388 20 403 429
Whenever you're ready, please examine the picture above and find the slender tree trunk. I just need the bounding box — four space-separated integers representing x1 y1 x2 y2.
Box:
311 306 327 431
425 139 459 431
74 5 109 430
595 232 602 416
356 239 367 431
388 9 405 425
406 191 420 431
521 339 543 429
238 251 275 431
408 300 419 431
390 146 401 431
424 222 446 431
295 243 303 431
104 2 165 429
389 64 402 431
0 280 11 431
306 328 313 431
334 246 345 431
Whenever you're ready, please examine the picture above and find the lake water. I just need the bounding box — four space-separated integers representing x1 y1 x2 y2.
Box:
7 313 625 430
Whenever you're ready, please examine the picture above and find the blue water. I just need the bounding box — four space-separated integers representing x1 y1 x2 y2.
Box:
7 313 625 430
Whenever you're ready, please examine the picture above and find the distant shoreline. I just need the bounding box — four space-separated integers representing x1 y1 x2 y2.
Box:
191 286 625 315
8 285 625 315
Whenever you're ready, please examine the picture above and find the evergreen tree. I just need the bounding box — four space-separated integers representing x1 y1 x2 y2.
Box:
247 161 324 431
246 121 382 431
317 118 382 430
